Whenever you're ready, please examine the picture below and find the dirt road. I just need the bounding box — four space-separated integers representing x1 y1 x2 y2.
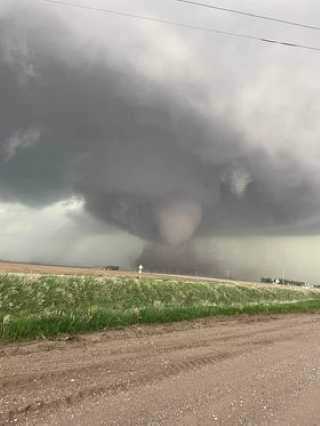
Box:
1 314 320 425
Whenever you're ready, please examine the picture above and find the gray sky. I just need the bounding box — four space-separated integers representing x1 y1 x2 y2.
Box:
1 0 320 281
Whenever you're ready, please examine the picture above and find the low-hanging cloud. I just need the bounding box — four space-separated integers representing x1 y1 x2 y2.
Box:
1 0 320 277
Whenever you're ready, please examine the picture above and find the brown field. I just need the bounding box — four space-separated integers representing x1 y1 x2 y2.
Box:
1 260 316 295
1 260 317 296
0 260 127 278
0 260 257 286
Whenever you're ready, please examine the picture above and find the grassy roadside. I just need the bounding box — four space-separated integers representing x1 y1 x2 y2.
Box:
1 274 320 341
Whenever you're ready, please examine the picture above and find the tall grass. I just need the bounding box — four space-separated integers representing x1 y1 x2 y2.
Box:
1 274 320 341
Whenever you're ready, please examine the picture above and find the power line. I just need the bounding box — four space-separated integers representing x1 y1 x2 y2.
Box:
40 0 320 53
175 0 320 32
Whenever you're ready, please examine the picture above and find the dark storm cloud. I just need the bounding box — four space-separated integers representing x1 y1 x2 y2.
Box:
1 1 320 273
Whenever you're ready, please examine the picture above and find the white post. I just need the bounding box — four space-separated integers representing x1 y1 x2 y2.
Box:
138 264 144 278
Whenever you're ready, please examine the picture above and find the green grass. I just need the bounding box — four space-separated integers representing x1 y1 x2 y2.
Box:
1 274 320 341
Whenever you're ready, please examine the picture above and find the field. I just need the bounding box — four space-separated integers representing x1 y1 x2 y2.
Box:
1 272 320 341
0 260 115 276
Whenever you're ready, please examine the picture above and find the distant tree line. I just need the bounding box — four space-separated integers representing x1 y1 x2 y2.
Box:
260 277 315 287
